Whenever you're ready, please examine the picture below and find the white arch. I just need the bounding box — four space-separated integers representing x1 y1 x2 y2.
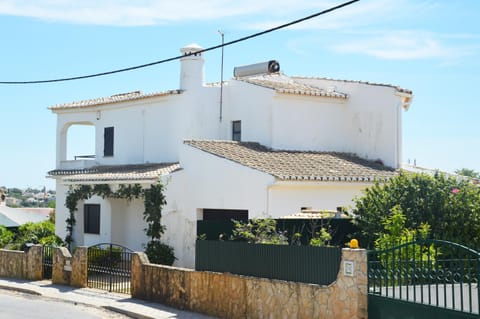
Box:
58 121 95 164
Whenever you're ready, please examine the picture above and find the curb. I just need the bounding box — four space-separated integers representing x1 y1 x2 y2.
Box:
103 306 157 319
0 284 154 319
0 285 42 296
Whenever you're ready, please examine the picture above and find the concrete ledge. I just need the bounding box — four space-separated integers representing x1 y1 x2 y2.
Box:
103 306 156 319
0 285 42 296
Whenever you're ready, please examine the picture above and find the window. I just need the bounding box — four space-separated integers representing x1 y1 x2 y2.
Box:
104 127 114 157
232 120 241 142
84 204 100 234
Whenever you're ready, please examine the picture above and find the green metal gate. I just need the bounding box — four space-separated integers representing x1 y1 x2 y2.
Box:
368 239 480 319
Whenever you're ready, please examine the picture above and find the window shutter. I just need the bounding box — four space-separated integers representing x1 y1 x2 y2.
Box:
104 127 114 156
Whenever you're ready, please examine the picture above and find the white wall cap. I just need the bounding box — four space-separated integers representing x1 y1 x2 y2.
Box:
180 43 204 54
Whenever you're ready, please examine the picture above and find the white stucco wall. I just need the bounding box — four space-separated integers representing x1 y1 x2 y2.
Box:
161 143 275 268
54 182 68 242
291 78 404 168
267 182 370 217
110 198 148 251
219 80 274 144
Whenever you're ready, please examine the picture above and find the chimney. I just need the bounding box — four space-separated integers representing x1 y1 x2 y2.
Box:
179 43 205 91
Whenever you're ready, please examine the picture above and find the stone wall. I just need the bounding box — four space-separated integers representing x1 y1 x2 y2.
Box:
0 245 43 280
132 248 367 319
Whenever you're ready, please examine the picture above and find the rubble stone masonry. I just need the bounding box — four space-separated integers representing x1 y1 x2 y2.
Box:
132 248 367 319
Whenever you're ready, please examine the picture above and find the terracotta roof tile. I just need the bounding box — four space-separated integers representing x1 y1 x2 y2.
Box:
48 163 180 183
49 90 182 111
184 140 396 182
237 74 348 99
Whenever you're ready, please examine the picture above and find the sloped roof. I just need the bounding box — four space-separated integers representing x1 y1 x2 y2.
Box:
48 163 181 183
236 73 348 99
49 90 182 111
0 206 50 228
184 140 396 182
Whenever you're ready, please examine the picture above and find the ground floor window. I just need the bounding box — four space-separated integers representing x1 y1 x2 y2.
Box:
202 208 248 221
84 204 100 234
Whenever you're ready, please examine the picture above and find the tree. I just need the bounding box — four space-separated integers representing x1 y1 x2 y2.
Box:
353 171 480 249
455 168 480 179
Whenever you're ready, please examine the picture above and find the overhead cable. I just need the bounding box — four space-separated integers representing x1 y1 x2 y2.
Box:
0 0 360 85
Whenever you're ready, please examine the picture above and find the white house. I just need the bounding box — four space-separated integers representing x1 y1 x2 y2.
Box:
48 43 412 268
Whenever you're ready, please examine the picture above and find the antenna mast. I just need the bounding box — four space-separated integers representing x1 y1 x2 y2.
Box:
218 30 224 123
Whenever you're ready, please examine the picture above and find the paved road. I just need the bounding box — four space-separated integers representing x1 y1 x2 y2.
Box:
0 289 129 319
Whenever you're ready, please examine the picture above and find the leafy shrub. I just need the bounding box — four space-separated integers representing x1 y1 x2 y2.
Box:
374 206 436 284
10 220 63 250
145 241 176 265
0 225 13 248
88 246 122 265
230 218 288 245
309 227 332 247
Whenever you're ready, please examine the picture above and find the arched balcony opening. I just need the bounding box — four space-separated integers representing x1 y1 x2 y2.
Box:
67 124 95 161
58 122 96 169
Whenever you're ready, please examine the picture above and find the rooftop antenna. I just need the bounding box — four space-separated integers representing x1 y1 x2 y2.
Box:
218 30 224 123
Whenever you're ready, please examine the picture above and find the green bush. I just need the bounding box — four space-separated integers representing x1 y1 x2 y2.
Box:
145 241 176 265
230 218 288 245
10 220 63 250
0 225 13 248
309 227 332 247
88 246 122 265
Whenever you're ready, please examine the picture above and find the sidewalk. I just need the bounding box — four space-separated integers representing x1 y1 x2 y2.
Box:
0 277 217 319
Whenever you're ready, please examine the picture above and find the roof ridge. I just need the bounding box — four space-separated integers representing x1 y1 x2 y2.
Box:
292 75 412 94
49 89 182 110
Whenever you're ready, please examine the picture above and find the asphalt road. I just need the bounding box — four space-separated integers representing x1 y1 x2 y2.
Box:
0 289 129 319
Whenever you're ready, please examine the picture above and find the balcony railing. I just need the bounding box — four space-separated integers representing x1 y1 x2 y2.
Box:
74 155 96 160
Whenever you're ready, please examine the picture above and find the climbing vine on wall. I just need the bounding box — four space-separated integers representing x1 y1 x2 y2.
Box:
64 183 144 247
65 181 175 264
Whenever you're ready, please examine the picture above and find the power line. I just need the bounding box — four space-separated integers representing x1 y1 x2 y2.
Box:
0 0 360 85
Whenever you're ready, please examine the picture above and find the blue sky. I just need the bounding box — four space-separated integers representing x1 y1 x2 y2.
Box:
0 0 478 189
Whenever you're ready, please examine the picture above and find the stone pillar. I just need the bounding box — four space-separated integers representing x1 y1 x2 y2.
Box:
336 248 368 319
52 247 72 285
70 246 88 287
131 252 149 299
25 245 43 280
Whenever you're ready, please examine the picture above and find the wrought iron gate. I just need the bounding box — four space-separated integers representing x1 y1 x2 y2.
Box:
87 243 133 294
368 239 480 319
42 245 53 279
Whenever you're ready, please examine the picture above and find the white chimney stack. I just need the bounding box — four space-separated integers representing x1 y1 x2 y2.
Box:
179 43 205 91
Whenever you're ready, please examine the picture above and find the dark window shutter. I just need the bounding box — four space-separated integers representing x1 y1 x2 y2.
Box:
104 127 114 156
84 204 100 234
232 121 241 142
